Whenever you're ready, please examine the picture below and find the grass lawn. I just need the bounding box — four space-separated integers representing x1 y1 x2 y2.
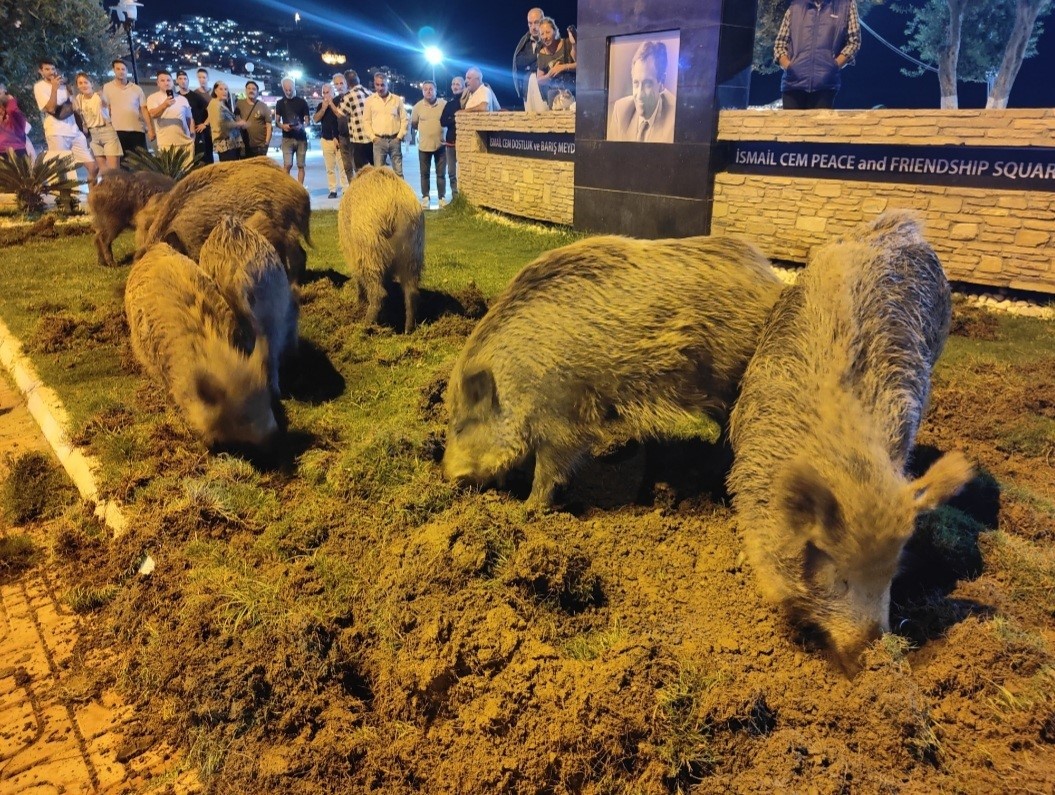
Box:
0 205 1052 794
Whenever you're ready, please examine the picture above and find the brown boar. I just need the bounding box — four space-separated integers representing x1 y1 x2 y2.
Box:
727 211 973 672
135 157 311 283
124 242 278 448
442 234 783 509
88 169 174 267
198 215 299 396
338 164 424 333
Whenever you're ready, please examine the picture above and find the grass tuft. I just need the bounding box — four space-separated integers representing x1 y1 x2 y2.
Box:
1 451 76 525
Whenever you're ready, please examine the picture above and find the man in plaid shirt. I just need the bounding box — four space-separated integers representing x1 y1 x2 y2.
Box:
338 70 374 173
774 0 860 110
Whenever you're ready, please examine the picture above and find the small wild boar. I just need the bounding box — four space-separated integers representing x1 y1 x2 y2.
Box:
88 170 175 267
136 157 311 283
125 242 278 449
443 234 784 508
198 215 299 395
727 211 973 672
338 164 425 333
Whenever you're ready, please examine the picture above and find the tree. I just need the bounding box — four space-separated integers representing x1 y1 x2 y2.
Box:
0 0 121 102
896 0 1049 107
988 0 1052 107
753 0 884 72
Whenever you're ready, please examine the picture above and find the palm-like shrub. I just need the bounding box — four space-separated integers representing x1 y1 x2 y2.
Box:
123 146 201 180
0 149 81 215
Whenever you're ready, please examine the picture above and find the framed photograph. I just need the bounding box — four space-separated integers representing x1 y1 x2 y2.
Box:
606 30 680 144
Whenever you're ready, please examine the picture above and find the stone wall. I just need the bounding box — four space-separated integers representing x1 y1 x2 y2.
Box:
713 109 1055 294
457 111 575 226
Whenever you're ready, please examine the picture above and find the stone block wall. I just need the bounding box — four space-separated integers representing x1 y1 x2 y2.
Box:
457 111 575 226
713 109 1055 294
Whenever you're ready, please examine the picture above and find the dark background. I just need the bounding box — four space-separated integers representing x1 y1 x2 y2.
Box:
141 0 1047 109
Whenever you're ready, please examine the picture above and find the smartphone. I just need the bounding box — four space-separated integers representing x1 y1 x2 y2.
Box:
567 24 577 39
166 89 174 98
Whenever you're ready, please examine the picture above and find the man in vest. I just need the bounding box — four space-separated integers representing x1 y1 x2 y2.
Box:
774 0 860 110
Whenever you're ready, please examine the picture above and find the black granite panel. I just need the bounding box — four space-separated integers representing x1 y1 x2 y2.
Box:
574 88 608 141
574 187 711 238
575 139 715 200
576 0 724 30
721 0 760 30
716 22 757 85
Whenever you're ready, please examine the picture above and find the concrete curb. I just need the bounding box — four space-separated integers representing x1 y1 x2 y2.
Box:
0 316 126 536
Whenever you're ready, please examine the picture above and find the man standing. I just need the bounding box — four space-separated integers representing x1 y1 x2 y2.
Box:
275 77 310 183
606 41 676 143
235 80 272 157
439 76 465 197
464 67 501 112
411 81 447 208
331 72 355 183
176 70 210 164
102 59 154 158
193 67 213 162
34 59 98 185
147 70 194 156
513 7 545 106
774 0 861 110
362 72 407 177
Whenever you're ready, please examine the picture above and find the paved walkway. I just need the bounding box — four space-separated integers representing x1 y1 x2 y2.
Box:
0 373 199 794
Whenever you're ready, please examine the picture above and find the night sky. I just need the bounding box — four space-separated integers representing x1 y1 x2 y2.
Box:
139 1 1049 109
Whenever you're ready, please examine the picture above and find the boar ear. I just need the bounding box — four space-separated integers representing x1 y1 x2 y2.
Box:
909 451 973 513
194 370 227 407
776 462 846 546
463 368 498 412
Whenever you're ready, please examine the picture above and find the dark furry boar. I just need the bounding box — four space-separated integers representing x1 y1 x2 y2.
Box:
198 215 299 396
727 211 973 672
88 170 175 267
125 242 278 448
338 165 424 333
135 157 311 283
443 234 783 508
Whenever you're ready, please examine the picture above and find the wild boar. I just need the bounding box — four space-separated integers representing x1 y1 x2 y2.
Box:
197 215 299 395
442 234 783 508
88 170 175 268
125 242 278 449
338 164 425 333
135 157 311 283
727 211 973 672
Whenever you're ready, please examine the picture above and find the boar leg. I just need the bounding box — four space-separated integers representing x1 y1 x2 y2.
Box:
402 279 419 334
95 229 117 268
527 442 579 509
362 279 385 327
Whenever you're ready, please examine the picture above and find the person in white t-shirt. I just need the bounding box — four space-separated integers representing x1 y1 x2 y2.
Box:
33 58 98 186
102 59 155 160
146 70 194 156
73 72 122 174
464 66 501 112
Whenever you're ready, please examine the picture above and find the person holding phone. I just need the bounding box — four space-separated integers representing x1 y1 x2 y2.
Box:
34 58 98 186
147 70 194 156
535 17 576 109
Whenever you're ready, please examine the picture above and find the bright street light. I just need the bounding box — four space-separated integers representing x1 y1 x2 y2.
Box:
424 46 443 82
286 69 303 81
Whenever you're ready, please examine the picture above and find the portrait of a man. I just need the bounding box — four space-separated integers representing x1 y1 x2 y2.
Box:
606 32 679 144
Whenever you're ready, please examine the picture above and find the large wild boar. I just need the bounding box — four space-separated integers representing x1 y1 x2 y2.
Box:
442 234 784 508
198 215 299 395
88 170 175 267
125 242 278 448
727 211 973 672
135 157 311 283
338 164 424 333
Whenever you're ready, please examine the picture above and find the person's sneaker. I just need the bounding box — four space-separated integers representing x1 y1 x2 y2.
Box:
328 191 338 199
438 198 448 208
421 196 430 208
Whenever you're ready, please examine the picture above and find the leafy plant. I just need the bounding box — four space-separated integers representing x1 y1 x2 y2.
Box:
124 146 201 180
0 150 80 215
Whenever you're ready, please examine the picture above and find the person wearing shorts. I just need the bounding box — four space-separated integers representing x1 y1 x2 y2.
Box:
73 72 122 174
34 59 97 187
275 77 309 183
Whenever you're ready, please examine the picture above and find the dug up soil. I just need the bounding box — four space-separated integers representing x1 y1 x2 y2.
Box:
35 287 1055 794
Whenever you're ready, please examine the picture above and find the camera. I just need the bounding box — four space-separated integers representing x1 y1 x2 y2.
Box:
166 88 174 98
567 25 577 39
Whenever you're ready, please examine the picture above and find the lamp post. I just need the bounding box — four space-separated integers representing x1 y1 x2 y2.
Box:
111 0 144 83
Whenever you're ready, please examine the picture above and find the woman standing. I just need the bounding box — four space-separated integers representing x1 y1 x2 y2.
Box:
208 82 246 162
535 17 577 109
73 73 123 174
312 82 346 199
0 84 29 160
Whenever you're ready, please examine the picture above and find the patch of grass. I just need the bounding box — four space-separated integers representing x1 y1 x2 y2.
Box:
995 416 1055 458
654 666 722 788
65 584 120 613
563 626 626 661
0 534 36 578
983 531 1055 614
1 451 76 524
939 313 1055 370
